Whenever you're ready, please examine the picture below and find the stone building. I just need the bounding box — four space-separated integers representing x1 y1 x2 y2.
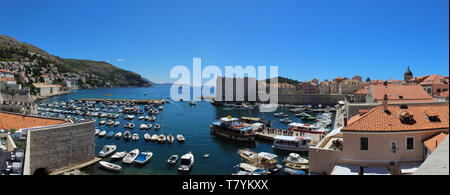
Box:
404 66 413 83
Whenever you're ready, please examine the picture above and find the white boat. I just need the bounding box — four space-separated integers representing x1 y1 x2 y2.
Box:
123 149 139 164
288 122 329 135
140 124 147 130
138 116 144 120
134 152 153 164
273 135 312 152
99 120 106 125
114 132 122 139
111 151 127 159
99 131 107 137
123 131 131 139
144 133 151 141
144 116 150 121
99 161 121 171
99 145 116 157
158 134 166 143
95 129 100 135
158 105 164 110
132 133 139 141
168 154 178 164
282 153 309 165
189 101 196 106
114 121 120 127
155 124 161 130
177 134 185 142
146 124 152 129
150 116 156 121
151 134 158 141
167 134 175 143
238 149 282 172
280 118 293 124
128 123 135 129
106 120 114 126
178 152 194 172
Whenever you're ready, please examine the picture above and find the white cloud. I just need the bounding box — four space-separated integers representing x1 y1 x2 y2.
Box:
117 59 125 62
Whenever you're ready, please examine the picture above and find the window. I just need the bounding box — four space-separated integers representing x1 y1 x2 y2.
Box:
428 89 432 94
391 142 397 153
437 89 441 93
406 137 414 150
360 137 368 151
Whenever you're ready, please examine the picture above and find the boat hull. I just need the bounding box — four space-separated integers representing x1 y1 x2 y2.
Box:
210 125 255 142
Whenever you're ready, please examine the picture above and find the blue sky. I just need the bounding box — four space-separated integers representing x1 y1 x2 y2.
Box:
1 0 448 83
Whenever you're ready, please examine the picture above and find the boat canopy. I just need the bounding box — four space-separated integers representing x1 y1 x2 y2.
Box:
288 122 319 129
241 117 262 122
220 117 239 122
240 126 253 132
257 152 278 160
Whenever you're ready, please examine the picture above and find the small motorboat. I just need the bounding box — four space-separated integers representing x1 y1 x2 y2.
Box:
128 123 135 129
144 133 151 141
111 151 127 160
151 134 158 141
114 121 120 127
114 132 122 139
95 129 100 136
154 124 161 130
168 154 178 165
138 116 144 120
99 131 107 137
134 152 153 164
123 149 139 164
158 105 164 110
107 131 115 138
140 124 147 130
189 101 196 106
106 120 114 126
99 161 121 171
178 152 194 172
144 116 150 121
150 116 156 122
99 145 116 157
282 153 309 165
167 134 174 143
203 154 210 158
285 163 309 171
157 134 166 143
99 120 106 125
280 118 293 124
176 134 185 142
123 131 131 139
132 133 139 141
146 124 152 129
284 167 306 175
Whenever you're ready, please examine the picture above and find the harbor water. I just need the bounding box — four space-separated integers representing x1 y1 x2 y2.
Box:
38 86 334 175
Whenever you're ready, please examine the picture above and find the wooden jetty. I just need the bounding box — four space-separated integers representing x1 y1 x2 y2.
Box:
78 98 164 104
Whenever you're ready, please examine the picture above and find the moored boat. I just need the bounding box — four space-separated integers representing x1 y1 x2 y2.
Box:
134 152 153 164
123 131 131 139
99 161 121 171
273 135 312 152
144 133 151 141
132 133 139 141
111 151 127 159
282 153 309 165
154 124 161 130
123 149 139 164
99 130 107 137
210 116 255 142
168 154 178 165
114 132 122 139
178 152 194 172
176 134 185 142
99 145 116 157
157 134 166 143
151 134 158 141
167 134 174 143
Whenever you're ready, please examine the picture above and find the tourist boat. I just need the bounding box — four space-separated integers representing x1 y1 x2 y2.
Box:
210 116 256 142
144 133 151 141
280 118 293 124
287 122 329 135
189 101 196 106
99 120 106 125
151 134 158 141
123 131 131 139
138 116 144 120
273 135 312 152
107 131 115 138
99 161 121 171
132 133 139 141
178 152 194 172
106 120 114 126
123 149 139 164
177 134 185 142
168 154 178 165
285 163 309 171
95 129 100 136
154 124 161 130
167 134 174 143
114 132 122 139
134 152 153 164
144 116 150 121
114 121 120 127
111 151 127 159
99 131 107 137
140 124 147 130
158 134 166 143
237 149 282 172
99 145 116 157
283 167 306 175
282 153 309 165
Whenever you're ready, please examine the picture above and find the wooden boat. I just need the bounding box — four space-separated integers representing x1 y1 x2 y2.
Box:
151 134 158 141
134 152 153 164
111 151 127 159
123 149 139 164
99 161 121 171
167 134 174 143
168 154 178 165
177 134 185 142
99 131 107 137
210 116 255 142
99 145 116 157
178 152 194 172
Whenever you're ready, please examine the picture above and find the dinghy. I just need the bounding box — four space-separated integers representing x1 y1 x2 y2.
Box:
167 134 175 143
134 152 153 164
158 134 166 143
123 149 139 164
144 133 151 141
151 134 158 141
176 134 185 142
99 161 121 171
111 151 127 160
168 154 178 165
132 133 139 141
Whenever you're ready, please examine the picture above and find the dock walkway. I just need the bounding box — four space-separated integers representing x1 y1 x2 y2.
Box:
50 157 101 175
255 128 325 146
78 98 164 104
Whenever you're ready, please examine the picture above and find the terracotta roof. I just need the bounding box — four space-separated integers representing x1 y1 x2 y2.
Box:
372 79 384 85
0 77 15 82
341 103 449 132
368 84 434 103
418 75 449 85
355 86 369 94
0 69 14 74
423 132 448 153
437 91 449 98
0 112 68 131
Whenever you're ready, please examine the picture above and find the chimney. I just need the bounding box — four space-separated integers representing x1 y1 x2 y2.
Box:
382 94 389 112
